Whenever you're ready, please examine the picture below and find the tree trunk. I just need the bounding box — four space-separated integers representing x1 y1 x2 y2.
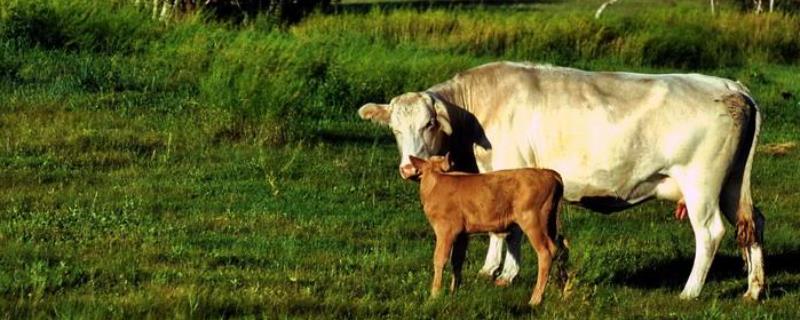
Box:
152 0 161 19
595 0 619 19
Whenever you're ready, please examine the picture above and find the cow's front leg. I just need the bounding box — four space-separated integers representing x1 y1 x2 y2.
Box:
495 226 522 286
479 233 505 278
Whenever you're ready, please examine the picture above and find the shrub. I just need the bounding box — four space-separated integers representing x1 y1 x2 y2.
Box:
0 0 159 53
205 0 335 24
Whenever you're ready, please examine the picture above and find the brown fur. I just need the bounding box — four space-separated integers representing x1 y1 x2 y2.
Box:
721 93 750 126
410 154 566 306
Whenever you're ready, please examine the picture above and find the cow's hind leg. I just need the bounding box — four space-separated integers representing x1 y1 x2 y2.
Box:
680 185 726 299
721 189 765 300
742 207 765 300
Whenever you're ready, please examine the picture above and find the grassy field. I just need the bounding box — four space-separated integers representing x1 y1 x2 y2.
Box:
1 0 799 318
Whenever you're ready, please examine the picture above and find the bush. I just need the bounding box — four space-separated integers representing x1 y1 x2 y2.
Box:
0 0 159 53
639 24 743 69
205 0 334 24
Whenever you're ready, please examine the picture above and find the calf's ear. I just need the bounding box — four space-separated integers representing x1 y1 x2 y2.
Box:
409 156 426 170
438 153 451 172
358 103 392 125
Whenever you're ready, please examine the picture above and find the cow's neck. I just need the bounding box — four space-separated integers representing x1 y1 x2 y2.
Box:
428 82 492 174
429 72 508 119
429 79 474 114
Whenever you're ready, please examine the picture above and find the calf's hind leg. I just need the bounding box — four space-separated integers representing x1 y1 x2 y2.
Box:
520 218 557 306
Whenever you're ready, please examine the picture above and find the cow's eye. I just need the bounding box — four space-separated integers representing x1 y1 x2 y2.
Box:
425 119 436 129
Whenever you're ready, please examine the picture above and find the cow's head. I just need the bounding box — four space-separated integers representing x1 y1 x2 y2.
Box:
358 92 452 180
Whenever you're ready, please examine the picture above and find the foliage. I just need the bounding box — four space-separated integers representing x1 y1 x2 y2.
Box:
205 0 335 24
0 0 160 53
2 0 799 144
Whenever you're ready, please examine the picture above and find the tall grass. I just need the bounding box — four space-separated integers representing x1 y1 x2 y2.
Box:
0 0 161 53
1 0 799 145
297 8 800 68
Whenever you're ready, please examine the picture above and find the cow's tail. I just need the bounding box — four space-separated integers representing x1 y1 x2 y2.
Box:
733 89 762 248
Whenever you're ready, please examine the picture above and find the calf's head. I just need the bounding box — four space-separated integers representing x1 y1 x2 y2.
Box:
409 154 451 176
358 92 452 180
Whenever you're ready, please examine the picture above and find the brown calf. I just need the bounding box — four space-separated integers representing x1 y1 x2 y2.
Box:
410 154 566 306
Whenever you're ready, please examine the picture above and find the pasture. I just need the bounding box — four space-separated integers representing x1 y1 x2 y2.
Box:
1 0 799 318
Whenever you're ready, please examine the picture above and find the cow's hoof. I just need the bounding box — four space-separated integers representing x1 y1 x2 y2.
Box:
561 278 575 300
478 267 499 279
742 290 762 302
679 291 700 300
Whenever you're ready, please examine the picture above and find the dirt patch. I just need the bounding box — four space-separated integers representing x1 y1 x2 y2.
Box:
758 142 797 156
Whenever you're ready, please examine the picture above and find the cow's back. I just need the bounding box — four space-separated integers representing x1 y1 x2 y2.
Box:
439 62 751 206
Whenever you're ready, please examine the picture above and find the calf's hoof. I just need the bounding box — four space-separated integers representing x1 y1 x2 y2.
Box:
528 297 543 307
494 278 511 287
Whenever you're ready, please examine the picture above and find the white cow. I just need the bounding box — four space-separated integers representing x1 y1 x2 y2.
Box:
358 62 765 300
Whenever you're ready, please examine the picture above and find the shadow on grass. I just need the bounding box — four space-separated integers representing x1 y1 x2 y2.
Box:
316 130 394 145
612 249 800 296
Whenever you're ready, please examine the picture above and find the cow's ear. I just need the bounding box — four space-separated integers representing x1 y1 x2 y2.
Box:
431 98 452 135
358 103 392 125
409 156 426 170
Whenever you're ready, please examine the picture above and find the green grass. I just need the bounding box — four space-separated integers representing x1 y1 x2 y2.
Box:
1 0 799 318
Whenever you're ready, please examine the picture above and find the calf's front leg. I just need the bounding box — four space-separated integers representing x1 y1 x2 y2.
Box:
450 233 469 293
431 230 456 298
